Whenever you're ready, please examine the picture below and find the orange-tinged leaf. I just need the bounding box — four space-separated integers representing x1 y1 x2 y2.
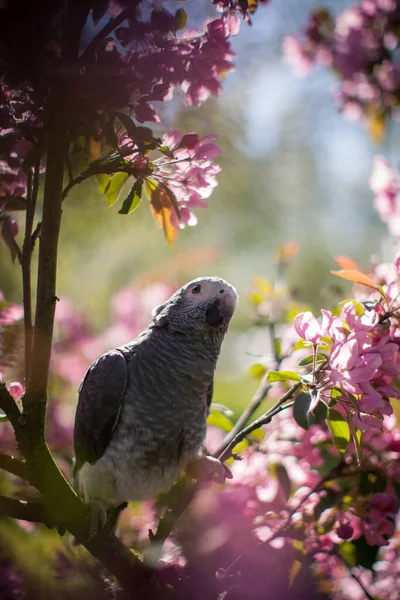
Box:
151 204 178 245
148 180 181 244
277 240 300 263
288 560 302 587
330 270 380 291
253 276 273 297
248 0 259 13
368 112 386 143
334 255 359 271
87 137 101 162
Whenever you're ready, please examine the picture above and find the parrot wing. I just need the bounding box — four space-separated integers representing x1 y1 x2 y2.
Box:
74 349 128 472
206 379 214 413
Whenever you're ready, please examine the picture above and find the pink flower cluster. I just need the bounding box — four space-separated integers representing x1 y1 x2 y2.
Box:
154 130 222 227
283 0 400 125
363 492 397 546
294 299 400 431
370 155 400 238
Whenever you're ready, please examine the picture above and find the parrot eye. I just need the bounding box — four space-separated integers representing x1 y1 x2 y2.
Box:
192 284 201 294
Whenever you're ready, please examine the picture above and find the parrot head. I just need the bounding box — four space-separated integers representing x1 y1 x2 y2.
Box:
152 277 237 335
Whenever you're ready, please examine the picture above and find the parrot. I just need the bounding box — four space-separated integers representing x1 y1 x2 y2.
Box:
73 277 237 535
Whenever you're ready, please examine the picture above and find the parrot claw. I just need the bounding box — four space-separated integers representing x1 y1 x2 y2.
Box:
88 504 108 540
189 455 233 485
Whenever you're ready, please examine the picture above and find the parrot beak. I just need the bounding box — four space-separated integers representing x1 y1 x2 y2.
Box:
205 293 236 328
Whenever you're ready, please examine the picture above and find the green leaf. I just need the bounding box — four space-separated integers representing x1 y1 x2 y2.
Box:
250 428 264 442
392 479 400 501
340 542 357 568
247 363 266 379
273 463 291 501
352 536 380 570
97 174 111 194
175 7 188 29
105 173 129 207
119 180 142 215
207 408 233 432
209 403 233 418
308 396 328 425
1 219 18 262
274 338 281 361
292 338 310 351
313 489 340 520
266 370 301 383
159 145 175 159
359 472 386 496
101 116 118 149
297 354 327 367
293 392 311 430
114 111 137 138
327 409 350 453
0 413 9 422
0 195 27 211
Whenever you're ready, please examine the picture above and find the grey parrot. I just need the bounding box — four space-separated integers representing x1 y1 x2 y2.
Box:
74 277 237 532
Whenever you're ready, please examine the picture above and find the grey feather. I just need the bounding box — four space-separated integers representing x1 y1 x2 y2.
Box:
74 350 128 472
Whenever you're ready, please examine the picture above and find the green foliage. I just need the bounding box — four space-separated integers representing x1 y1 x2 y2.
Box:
119 181 143 215
327 409 350 453
103 173 130 207
266 370 301 383
341 537 380 570
297 354 327 367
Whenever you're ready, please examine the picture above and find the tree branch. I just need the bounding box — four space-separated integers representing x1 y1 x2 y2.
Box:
7 93 155 597
148 477 199 558
21 156 40 381
0 495 55 526
0 383 21 431
24 96 65 414
0 452 31 482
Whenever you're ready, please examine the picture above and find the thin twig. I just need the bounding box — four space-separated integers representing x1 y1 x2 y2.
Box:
214 379 272 458
217 385 301 463
61 164 143 200
217 358 329 460
79 2 141 62
338 553 374 600
31 221 41 247
214 321 281 457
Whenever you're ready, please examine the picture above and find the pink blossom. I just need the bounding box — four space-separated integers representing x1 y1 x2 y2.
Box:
363 493 397 546
150 129 222 227
7 382 24 401
336 522 354 540
294 309 333 344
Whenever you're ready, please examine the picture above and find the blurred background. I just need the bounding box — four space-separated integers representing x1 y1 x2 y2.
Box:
1 0 397 413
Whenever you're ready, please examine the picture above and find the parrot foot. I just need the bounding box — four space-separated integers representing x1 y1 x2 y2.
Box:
88 503 108 540
188 455 233 485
